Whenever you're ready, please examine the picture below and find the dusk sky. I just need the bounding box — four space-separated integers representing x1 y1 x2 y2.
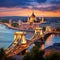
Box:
0 0 60 17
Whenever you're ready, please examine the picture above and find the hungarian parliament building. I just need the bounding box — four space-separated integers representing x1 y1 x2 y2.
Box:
9 12 60 31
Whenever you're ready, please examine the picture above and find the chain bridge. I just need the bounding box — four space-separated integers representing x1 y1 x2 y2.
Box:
5 27 60 57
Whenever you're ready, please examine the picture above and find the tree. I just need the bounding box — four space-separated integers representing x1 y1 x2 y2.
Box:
12 23 19 27
56 27 60 31
0 48 16 60
23 46 45 60
0 48 6 60
23 52 31 60
46 52 60 60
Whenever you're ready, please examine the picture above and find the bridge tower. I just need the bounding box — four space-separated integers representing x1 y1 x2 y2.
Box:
35 27 44 50
14 32 27 44
45 26 52 32
35 27 43 37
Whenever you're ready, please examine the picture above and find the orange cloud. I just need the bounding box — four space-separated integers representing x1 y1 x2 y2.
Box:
0 7 60 17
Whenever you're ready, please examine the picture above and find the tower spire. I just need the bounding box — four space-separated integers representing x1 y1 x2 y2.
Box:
31 10 35 17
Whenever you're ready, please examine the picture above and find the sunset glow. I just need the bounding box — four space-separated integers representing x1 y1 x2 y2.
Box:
0 7 60 17
0 0 60 17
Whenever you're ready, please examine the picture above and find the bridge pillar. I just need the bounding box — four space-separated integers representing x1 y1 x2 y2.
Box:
40 44 44 50
21 33 27 44
35 27 43 37
14 32 27 44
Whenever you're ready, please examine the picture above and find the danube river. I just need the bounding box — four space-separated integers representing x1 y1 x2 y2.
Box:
0 24 60 49
0 24 34 49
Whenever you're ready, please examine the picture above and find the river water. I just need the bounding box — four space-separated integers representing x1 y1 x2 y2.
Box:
0 24 34 49
0 24 60 49
45 34 60 48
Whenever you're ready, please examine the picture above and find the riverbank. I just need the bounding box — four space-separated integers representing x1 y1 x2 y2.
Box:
0 22 34 32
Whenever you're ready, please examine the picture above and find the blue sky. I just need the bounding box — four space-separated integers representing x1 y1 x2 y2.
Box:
0 0 60 17
0 0 60 11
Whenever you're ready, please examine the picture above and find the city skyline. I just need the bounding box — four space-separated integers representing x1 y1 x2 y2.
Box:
0 0 60 17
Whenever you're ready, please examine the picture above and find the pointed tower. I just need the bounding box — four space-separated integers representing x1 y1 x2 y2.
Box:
18 20 22 26
27 17 30 23
29 12 36 23
42 17 44 23
9 19 12 26
31 12 35 18
41 17 45 23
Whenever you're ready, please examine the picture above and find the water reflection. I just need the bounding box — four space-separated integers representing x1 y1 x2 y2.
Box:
0 24 60 49
45 34 54 48
0 24 34 49
45 34 60 48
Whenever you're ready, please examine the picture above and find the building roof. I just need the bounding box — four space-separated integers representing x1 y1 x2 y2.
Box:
30 12 35 18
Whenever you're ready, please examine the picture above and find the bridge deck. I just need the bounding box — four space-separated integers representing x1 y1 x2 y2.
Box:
6 31 60 57
7 33 41 57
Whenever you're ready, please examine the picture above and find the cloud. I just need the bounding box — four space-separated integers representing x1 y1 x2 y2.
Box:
0 0 30 7
34 4 60 11
0 0 47 7
0 7 23 12
36 0 47 3
47 0 60 4
0 0 60 12
51 0 60 3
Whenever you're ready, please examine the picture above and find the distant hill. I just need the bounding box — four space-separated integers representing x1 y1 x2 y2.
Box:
0 16 60 23
0 16 28 22
45 17 60 23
